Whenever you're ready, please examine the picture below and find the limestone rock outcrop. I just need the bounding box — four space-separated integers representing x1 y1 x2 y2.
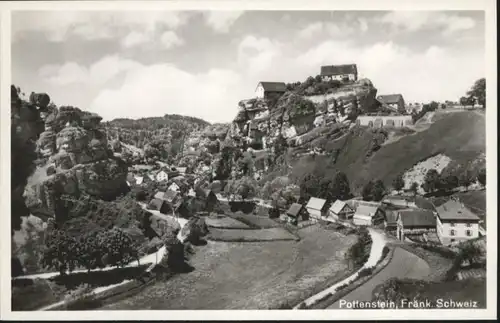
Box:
15 87 128 221
223 78 378 158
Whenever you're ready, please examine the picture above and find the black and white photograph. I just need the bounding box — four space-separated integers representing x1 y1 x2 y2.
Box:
1 0 496 320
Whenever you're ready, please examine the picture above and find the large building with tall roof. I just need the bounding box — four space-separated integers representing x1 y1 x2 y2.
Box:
435 199 481 245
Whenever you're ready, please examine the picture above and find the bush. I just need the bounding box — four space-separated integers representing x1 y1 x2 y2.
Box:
336 283 349 291
135 190 147 201
382 246 390 259
297 302 307 309
358 266 374 278
345 228 372 268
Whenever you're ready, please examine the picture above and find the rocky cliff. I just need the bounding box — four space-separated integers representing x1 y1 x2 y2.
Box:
223 78 378 162
16 88 128 221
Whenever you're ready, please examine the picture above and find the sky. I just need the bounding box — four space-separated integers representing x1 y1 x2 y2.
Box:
12 10 485 123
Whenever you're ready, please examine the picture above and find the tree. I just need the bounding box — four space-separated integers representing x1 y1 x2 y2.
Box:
281 184 300 208
236 177 258 200
98 228 139 268
42 230 80 275
410 182 419 196
77 232 105 272
429 101 439 111
392 174 405 192
272 134 288 160
459 96 469 107
442 174 459 192
330 172 351 201
135 190 147 201
214 147 233 181
477 168 486 186
422 169 441 194
457 241 484 266
458 170 474 189
466 78 486 108
236 153 254 177
300 173 320 201
371 180 386 202
16 221 45 273
362 180 374 201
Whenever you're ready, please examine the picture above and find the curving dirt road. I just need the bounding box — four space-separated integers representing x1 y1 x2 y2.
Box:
328 247 430 309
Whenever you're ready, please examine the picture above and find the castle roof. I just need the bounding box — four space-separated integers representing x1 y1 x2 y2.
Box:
320 64 358 76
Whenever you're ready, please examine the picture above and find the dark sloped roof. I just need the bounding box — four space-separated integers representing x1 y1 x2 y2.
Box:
385 210 398 224
148 198 166 211
164 190 178 202
436 199 480 221
398 209 436 227
258 82 287 92
320 64 357 76
287 203 303 217
377 94 404 104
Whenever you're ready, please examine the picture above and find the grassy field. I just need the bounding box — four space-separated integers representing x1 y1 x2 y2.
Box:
102 225 358 310
206 227 297 242
11 264 151 311
372 277 486 309
205 215 252 229
226 212 281 229
397 244 454 281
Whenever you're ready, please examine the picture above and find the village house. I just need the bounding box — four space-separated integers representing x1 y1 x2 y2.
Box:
377 94 406 114
155 170 169 182
168 182 180 192
320 64 358 82
396 209 437 241
384 210 398 232
305 197 329 221
195 187 219 212
435 199 481 245
176 167 187 175
254 82 287 100
286 203 308 225
352 203 385 226
134 175 144 185
155 190 179 204
126 174 136 187
147 198 171 215
328 200 355 221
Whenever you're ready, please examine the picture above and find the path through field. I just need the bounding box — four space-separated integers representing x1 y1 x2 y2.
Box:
327 247 430 308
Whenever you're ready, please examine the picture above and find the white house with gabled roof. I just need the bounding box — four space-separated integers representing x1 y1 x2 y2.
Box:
435 199 481 245
328 200 355 221
305 197 328 220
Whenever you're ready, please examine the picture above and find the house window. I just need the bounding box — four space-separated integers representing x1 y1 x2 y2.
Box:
450 222 455 227
466 223 472 227
466 230 472 237
450 229 456 236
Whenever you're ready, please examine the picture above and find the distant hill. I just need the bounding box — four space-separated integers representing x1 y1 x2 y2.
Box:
104 114 212 162
106 114 210 130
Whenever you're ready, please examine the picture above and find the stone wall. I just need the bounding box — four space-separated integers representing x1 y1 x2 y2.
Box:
356 115 413 128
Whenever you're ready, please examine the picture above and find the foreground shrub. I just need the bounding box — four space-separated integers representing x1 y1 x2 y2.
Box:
358 266 374 278
345 227 372 268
